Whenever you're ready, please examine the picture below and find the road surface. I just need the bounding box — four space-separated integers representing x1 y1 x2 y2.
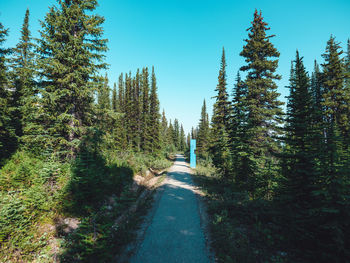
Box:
130 154 211 263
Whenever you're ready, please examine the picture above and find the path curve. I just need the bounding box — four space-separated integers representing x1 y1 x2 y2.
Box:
130 154 211 263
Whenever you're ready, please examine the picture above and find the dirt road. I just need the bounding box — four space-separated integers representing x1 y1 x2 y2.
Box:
130 154 211 263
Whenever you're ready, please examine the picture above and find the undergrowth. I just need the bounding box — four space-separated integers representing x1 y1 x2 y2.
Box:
0 146 173 262
193 161 288 263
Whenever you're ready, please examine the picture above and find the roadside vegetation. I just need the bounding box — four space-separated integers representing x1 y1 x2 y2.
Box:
192 10 350 263
0 1 184 261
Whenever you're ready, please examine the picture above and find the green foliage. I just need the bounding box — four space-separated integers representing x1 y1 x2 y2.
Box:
235 9 284 196
149 66 161 153
210 48 232 176
36 0 108 155
193 164 287 263
198 10 350 263
0 21 16 164
0 151 71 261
196 99 210 158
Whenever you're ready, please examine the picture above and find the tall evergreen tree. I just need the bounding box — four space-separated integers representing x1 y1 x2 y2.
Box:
321 36 349 136
36 0 108 156
10 8 36 143
112 82 117 112
173 118 180 149
211 47 231 129
141 67 151 152
238 10 284 196
318 36 350 259
279 51 319 256
149 66 160 153
124 72 133 145
211 48 231 176
0 22 14 162
117 73 124 113
196 99 210 158
167 120 175 148
230 71 248 182
132 69 142 150
97 73 111 110
179 124 186 151
160 109 168 148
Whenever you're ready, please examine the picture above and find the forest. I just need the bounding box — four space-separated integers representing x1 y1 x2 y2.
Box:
193 10 350 263
0 0 349 262
0 1 186 261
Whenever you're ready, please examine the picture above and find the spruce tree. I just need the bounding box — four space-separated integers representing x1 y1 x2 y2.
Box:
0 22 14 162
211 48 231 176
149 66 160 153
230 71 248 183
160 109 168 149
211 47 231 129
197 99 210 158
173 118 180 149
318 36 350 260
97 73 111 110
141 67 151 152
180 124 186 151
279 51 319 256
239 10 284 196
117 73 124 113
321 36 349 136
187 133 191 149
112 82 117 112
10 8 36 143
191 126 197 140
132 69 142 150
115 73 127 149
124 72 132 145
36 0 108 156
167 120 175 148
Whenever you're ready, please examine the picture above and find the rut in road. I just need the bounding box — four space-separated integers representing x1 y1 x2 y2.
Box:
130 154 212 263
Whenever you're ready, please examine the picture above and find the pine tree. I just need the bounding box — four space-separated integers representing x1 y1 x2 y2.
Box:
318 36 350 260
112 82 117 112
167 120 175 148
191 126 197 140
238 10 284 196
180 124 186 151
230 72 248 183
173 118 180 149
36 0 108 156
149 66 160 153
141 67 151 152
117 73 124 113
211 48 231 176
124 72 132 145
10 8 36 144
132 69 142 150
197 99 210 158
321 36 348 136
186 132 191 149
0 22 14 163
279 51 320 256
98 73 111 110
211 47 231 129
114 72 127 149
160 109 168 148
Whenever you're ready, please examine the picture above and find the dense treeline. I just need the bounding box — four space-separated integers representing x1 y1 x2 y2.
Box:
196 10 350 262
0 0 186 261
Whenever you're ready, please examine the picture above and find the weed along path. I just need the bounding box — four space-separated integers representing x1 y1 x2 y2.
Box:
130 154 212 263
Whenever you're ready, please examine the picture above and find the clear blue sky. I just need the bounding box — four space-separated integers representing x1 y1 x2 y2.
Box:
1 0 349 134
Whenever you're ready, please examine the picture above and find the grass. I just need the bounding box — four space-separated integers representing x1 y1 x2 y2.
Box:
192 162 289 263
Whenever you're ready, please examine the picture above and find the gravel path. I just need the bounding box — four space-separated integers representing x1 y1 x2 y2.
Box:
130 154 211 263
